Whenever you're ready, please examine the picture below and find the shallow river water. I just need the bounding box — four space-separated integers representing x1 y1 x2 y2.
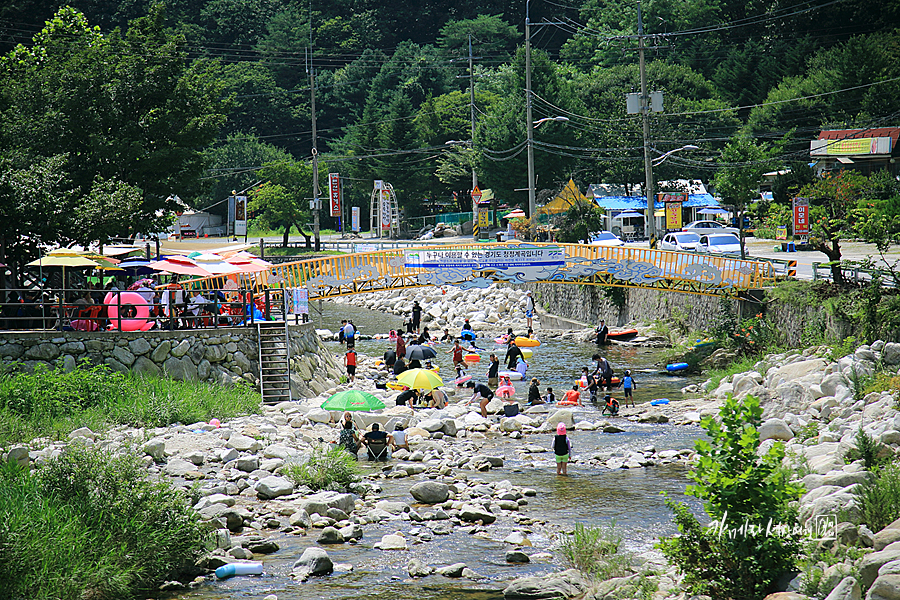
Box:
171 303 708 600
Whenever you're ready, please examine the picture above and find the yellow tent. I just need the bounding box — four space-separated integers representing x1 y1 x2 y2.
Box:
536 179 591 215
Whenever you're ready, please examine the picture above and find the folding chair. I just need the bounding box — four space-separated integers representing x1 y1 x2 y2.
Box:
365 438 389 461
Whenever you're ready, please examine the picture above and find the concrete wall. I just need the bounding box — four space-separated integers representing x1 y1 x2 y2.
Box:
525 282 741 331
0 323 344 399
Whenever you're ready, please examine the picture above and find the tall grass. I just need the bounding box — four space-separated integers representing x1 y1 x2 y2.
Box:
282 444 360 492
0 362 261 445
0 445 208 600
855 462 900 532
557 521 632 580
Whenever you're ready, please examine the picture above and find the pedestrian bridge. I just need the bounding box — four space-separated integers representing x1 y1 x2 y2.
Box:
188 242 778 299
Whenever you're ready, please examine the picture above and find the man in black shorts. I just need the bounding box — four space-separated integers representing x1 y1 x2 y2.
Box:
466 380 494 418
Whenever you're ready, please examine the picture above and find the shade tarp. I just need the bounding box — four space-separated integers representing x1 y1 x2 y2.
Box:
537 179 591 215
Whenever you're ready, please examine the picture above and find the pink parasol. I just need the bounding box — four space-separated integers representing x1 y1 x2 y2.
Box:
147 256 214 277
127 278 155 291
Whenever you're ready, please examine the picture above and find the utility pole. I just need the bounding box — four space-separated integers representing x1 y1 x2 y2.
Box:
468 34 477 194
638 1 656 248
525 1 536 226
308 44 321 251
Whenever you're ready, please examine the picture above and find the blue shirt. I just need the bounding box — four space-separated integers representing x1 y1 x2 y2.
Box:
623 376 634 389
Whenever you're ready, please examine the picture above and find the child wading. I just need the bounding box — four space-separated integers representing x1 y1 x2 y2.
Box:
553 423 572 475
622 369 636 407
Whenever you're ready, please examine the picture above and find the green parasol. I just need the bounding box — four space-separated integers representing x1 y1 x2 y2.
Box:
321 389 386 411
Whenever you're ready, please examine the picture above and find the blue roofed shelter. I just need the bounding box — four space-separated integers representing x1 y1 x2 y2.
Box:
587 181 723 239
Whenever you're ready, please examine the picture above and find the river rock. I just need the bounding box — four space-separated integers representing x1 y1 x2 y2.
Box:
506 550 530 563
293 547 333 576
861 541 900 587
545 409 574 428
375 533 408 550
875 518 900 551
504 532 532 546
824 576 860 600
410 481 450 504
759 418 794 442
306 408 333 424
867 574 900 600
165 458 201 478
437 563 467 577
227 435 261 452
255 476 294 500
503 568 590 599
459 504 496 524
339 523 363 541
317 526 344 544
408 558 434 577
298 491 356 515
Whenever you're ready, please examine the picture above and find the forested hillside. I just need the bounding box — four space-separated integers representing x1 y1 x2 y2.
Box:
1 0 899 244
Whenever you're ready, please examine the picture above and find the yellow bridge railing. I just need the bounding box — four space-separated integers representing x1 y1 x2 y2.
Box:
183 242 776 299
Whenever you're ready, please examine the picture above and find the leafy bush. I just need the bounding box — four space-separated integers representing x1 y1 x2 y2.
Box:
282 444 360 492
658 395 805 600
705 355 759 391
0 362 261 445
847 427 889 470
855 462 900 532
0 445 207 600
557 521 631 580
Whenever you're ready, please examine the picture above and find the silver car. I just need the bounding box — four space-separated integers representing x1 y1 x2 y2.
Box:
682 220 738 236
697 234 742 254
660 231 701 251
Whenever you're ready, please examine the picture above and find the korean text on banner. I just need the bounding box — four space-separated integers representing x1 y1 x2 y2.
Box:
477 205 490 228
351 206 360 232
290 288 309 315
328 173 341 217
404 246 565 270
793 197 809 236
664 201 683 231
234 195 247 236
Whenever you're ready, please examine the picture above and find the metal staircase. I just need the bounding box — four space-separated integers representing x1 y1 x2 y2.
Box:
257 321 292 404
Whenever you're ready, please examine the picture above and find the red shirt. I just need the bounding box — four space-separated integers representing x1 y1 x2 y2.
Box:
452 346 463 362
565 389 580 404
345 351 356 366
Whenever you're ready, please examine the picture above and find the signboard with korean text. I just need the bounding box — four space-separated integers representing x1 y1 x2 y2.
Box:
351 206 360 232
328 173 341 217
477 203 491 229
290 288 308 315
234 195 247 236
405 246 565 270
793 197 809 236
810 137 892 156
659 193 686 231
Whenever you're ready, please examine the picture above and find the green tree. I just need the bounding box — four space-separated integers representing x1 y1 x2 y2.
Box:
658 395 804 600
0 6 228 245
554 200 606 243
250 160 327 248
713 136 775 258
798 170 869 284
437 14 519 62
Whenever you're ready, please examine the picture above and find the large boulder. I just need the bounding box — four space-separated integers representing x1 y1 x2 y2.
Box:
867 574 900 600
255 476 294 500
410 481 450 504
759 418 794 442
545 409 575 429
767 359 829 390
824 576 860 600
298 491 356 516
293 547 333 576
860 541 900 587
503 569 590 599
875 518 900 551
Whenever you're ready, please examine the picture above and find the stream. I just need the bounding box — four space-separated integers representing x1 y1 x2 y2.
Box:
172 303 708 600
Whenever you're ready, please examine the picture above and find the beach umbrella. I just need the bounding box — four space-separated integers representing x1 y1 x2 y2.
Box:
191 252 243 275
127 278 156 291
397 368 443 391
118 257 157 276
226 254 273 274
698 207 728 215
504 209 526 219
615 210 645 220
148 256 214 277
27 251 112 290
404 344 437 361
321 390 386 412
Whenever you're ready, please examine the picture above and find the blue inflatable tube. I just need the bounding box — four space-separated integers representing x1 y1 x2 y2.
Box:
666 362 689 372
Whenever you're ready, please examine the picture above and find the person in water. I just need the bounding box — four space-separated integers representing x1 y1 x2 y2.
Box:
553 423 572 476
528 378 543 405
622 369 636 408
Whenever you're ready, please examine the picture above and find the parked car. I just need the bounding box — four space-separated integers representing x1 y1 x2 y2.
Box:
697 234 742 254
682 220 738 236
660 231 701 251
588 231 625 247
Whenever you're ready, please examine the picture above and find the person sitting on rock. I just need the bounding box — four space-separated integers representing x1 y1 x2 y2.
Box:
391 423 409 451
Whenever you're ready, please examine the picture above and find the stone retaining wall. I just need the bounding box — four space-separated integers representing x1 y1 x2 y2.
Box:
0 324 344 399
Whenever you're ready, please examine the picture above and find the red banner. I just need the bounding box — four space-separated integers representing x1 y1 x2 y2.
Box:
329 173 341 217
793 197 809 236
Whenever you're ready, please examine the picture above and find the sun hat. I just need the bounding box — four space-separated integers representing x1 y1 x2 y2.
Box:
556 423 566 435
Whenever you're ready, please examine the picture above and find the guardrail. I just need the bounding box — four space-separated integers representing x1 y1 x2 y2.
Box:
812 261 899 287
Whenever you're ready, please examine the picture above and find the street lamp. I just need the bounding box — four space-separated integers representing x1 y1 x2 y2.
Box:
651 144 699 166
533 116 569 127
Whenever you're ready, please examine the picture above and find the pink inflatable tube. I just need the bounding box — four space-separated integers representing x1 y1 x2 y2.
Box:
105 291 155 331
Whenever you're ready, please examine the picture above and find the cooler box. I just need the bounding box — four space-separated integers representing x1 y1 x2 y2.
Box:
503 403 520 417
